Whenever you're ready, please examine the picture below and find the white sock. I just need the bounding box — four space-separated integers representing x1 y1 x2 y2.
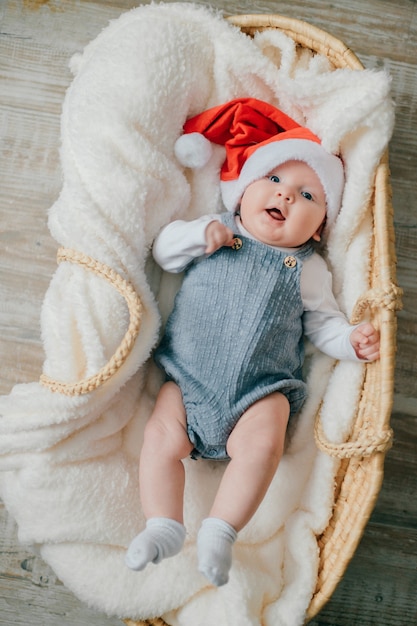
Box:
197 517 237 586
125 517 186 571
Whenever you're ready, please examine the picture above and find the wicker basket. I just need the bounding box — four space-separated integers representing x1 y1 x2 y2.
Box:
118 13 401 626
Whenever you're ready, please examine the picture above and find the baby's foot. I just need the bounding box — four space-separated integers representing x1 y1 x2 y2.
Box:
197 517 237 586
125 517 186 571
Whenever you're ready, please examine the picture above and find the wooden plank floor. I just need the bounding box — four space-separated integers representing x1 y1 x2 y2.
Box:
1 0 416 624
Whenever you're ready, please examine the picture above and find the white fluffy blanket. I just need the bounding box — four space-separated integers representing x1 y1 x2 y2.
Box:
0 4 394 625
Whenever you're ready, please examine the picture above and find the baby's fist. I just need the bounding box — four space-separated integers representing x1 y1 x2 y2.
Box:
205 220 236 255
350 322 380 361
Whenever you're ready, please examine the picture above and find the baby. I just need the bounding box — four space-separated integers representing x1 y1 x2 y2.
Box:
125 98 380 586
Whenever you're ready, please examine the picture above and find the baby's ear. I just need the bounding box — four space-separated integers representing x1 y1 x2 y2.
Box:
313 216 327 241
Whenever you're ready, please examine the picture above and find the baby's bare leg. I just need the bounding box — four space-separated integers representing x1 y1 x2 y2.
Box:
125 381 193 571
197 392 290 585
139 381 193 522
212 391 290 530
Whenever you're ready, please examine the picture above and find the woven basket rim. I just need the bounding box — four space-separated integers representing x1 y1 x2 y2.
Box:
228 13 364 70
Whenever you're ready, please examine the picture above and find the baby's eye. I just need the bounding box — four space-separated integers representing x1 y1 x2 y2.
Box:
269 175 280 183
301 191 313 201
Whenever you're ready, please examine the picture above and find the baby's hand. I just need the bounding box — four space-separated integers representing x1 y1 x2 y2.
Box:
350 322 380 361
205 220 236 255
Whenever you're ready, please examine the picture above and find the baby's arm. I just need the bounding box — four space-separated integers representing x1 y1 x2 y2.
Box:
153 214 223 273
302 254 380 362
350 323 380 361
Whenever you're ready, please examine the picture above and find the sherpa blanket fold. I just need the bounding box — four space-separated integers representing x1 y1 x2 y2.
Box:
0 3 394 625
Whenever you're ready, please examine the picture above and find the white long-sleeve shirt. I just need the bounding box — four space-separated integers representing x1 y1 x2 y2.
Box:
153 214 361 361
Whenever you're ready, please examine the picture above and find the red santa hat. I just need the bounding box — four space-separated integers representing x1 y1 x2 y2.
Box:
174 97 344 230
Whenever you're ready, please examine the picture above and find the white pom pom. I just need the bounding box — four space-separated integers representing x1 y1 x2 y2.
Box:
174 132 213 169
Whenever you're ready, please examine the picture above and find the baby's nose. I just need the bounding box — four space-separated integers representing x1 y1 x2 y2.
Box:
275 186 294 201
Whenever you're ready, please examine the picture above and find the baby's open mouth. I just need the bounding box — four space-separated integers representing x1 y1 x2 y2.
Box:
266 208 285 221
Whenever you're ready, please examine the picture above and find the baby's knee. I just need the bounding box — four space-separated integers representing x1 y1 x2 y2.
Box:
256 430 285 461
228 428 282 466
143 417 166 449
143 414 191 459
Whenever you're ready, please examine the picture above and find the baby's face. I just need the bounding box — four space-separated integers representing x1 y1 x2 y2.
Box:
239 160 327 248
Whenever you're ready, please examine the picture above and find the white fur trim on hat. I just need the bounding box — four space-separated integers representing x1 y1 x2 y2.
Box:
221 139 344 229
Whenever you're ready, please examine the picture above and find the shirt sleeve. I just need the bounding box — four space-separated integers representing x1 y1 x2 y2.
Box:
152 214 222 273
301 254 360 361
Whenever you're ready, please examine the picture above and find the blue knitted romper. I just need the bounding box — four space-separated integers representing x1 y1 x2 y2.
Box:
154 212 314 460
